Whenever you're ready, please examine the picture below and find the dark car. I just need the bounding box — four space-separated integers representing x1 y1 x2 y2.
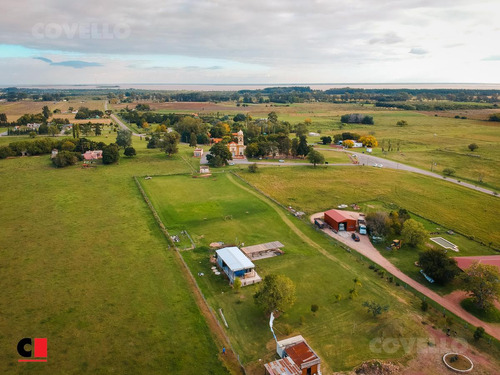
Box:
351 233 360 242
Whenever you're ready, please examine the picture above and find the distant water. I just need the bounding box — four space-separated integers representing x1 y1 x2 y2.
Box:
5 83 500 91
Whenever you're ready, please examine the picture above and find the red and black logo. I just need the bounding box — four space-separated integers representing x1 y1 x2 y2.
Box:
17 338 47 362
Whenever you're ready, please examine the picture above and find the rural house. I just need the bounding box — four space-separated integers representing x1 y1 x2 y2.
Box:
193 148 204 157
215 247 261 286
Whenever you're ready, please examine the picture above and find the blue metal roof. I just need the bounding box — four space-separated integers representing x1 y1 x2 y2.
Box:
216 247 255 271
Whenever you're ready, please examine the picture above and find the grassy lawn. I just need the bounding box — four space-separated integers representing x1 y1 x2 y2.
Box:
240 166 500 249
461 299 500 323
0 140 228 374
141 173 480 371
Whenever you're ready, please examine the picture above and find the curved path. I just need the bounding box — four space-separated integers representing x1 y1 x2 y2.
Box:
104 100 146 137
310 212 500 341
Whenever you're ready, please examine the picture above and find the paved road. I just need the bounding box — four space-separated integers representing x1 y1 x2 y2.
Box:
329 149 498 197
104 100 146 137
310 212 500 341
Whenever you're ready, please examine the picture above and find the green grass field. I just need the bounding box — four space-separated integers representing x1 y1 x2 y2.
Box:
0 139 228 374
140 172 500 372
240 166 500 249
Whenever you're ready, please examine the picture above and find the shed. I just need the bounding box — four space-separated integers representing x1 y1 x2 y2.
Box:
265 335 321 375
215 247 261 286
193 148 204 158
241 241 284 260
324 209 356 232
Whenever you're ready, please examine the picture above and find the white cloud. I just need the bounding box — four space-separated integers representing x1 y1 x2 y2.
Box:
0 0 499 84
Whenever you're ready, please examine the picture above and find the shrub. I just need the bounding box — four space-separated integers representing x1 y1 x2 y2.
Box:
124 146 136 157
0 145 14 159
52 150 78 168
311 304 319 313
443 168 456 176
421 300 429 312
474 327 485 341
248 163 258 173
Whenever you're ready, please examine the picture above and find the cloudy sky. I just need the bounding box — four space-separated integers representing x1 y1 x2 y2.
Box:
0 0 499 85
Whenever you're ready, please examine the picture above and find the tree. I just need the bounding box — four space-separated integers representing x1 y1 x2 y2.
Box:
468 143 478 152
366 211 390 237
233 277 242 292
0 113 8 125
307 149 325 167
124 146 136 157
248 163 258 173
42 105 50 119
207 142 232 167
189 132 197 147
254 274 296 315
401 219 428 247
233 113 246 122
443 168 456 176
462 262 500 310
295 123 308 138
419 248 459 285
396 120 408 127
72 123 80 139
320 136 332 145
102 143 120 164
116 129 132 148
362 301 389 318
94 124 102 136
359 135 378 147
290 138 299 157
52 150 77 168
48 125 58 137
245 143 259 158
163 132 180 156
61 140 76 151
296 135 309 157
343 140 354 148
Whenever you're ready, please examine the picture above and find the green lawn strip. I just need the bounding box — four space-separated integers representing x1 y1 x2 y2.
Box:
0 144 228 374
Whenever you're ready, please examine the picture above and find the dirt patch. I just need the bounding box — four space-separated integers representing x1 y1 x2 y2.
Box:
402 324 498 375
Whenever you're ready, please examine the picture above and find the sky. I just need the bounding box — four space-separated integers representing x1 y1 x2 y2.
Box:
0 0 499 85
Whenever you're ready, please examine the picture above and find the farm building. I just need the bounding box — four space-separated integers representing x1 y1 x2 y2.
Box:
215 247 261 286
200 166 210 174
241 241 284 260
453 255 500 273
193 148 204 158
324 209 357 232
264 335 322 375
82 150 103 163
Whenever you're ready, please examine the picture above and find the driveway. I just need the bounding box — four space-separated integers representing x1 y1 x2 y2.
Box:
310 211 500 340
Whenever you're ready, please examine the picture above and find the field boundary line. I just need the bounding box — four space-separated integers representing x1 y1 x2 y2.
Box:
133 176 245 375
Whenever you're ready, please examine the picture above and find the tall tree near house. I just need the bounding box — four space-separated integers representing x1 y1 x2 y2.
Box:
162 131 180 156
254 274 296 315
116 129 132 148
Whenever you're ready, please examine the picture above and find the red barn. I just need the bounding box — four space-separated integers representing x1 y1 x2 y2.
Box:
324 209 357 232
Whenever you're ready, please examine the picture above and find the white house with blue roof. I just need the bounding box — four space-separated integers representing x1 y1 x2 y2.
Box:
215 247 262 286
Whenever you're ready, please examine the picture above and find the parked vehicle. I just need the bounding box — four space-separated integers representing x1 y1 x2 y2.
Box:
351 233 360 242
